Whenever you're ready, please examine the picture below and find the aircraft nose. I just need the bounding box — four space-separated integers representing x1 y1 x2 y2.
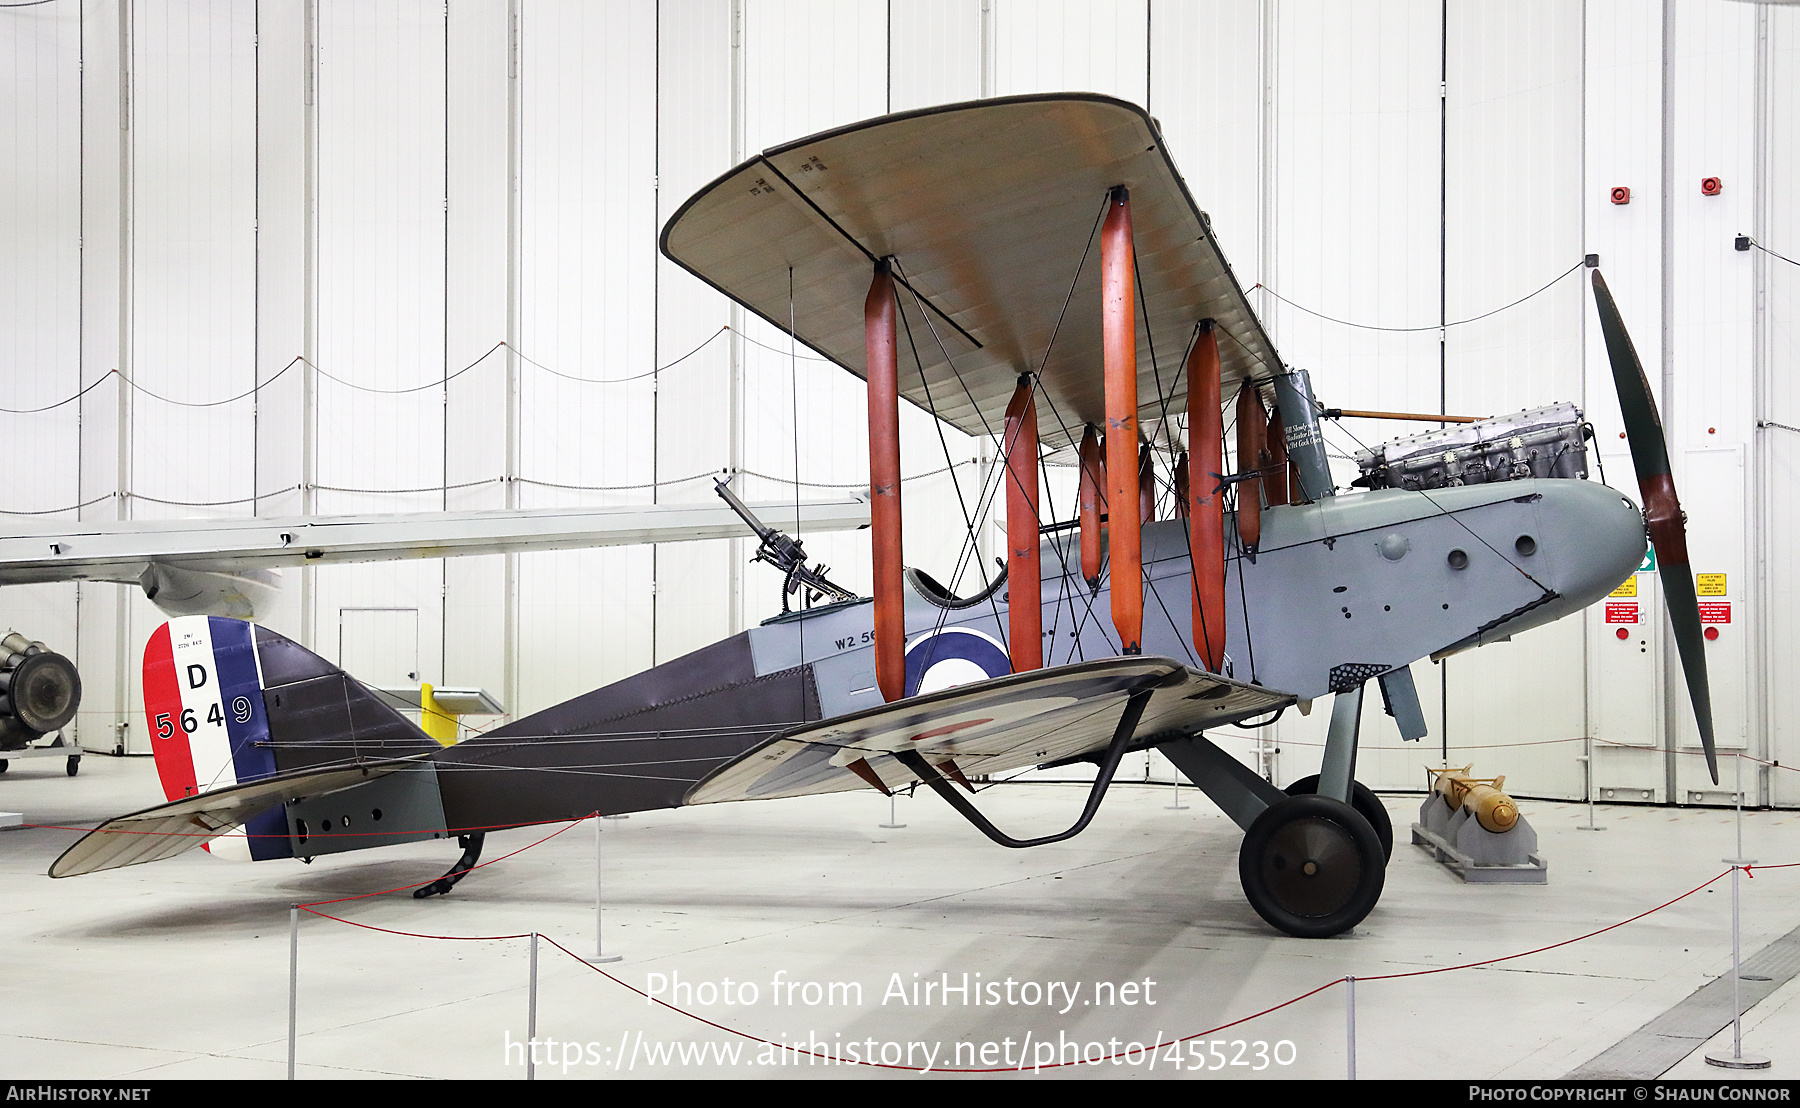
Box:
1533 479 1646 607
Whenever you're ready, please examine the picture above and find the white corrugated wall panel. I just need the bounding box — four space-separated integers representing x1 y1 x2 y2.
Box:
0 2 82 517
1262 0 1445 791
1583 0 1667 801
1669 1 1756 805
1147 0 1263 289
0 0 82 700
738 0 879 620
1758 5 1799 808
313 0 447 516
512 0 659 712
310 1 448 680
992 0 1148 102
653 0 736 664
128 0 257 520
890 0 980 111
440 0 511 706
1437 0 1587 800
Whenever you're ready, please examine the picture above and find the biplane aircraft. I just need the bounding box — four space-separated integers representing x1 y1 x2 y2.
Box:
49 94 1716 939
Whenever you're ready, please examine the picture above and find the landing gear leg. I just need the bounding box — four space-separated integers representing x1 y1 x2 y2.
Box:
413 832 486 899
1318 682 1365 804
1284 776 1393 861
1238 680 1386 937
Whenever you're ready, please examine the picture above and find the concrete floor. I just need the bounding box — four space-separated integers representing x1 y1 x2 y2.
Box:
3 753 1798 1080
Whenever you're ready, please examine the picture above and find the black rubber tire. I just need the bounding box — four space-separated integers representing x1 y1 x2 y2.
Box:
0 759 8 774
1239 794 1386 938
1284 775 1394 861
66 755 80 777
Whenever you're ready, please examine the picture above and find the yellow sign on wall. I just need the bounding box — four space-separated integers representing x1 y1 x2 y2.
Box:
1609 576 1637 598
1697 573 1727 597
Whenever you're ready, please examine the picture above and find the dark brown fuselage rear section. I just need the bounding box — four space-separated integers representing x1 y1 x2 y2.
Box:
432 634 818 829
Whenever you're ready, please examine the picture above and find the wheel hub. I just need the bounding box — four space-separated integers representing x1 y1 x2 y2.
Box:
1261 815 1362 917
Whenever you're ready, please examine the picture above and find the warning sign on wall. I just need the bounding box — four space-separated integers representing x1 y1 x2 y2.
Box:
1605 603 1639 624
1609 577 1638 598
1697 573 1727 596
1698 602 1731 624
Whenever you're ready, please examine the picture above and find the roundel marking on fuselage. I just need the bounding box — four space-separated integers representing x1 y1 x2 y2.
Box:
904 627 1012 698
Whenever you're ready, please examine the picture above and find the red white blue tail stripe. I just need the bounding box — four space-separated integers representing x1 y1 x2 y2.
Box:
143 617 290 860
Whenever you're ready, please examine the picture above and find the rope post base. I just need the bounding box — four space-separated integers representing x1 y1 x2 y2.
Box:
1705 860 1770 1070
1166 777 1189 811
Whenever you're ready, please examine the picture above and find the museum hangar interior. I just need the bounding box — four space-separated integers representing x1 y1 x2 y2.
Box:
2 0 1799 1082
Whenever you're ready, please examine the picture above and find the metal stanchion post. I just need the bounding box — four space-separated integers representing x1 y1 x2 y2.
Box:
1577 735 1604 831
590 815 621 964
1346 975 1356 1080
1707 755 1770 1070
1166 776 1188 811
879 793 905 830
527 932 539 1081
287 905 298 1081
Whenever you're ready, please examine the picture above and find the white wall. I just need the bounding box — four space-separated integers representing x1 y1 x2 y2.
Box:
1 0 1793 809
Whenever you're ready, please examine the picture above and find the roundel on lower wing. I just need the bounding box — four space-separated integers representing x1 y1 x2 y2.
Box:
904 627 1012 698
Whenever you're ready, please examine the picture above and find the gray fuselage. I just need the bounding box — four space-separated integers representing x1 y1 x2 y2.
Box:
747 477 1647 709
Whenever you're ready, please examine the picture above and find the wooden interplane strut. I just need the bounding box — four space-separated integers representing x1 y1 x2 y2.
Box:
1078 426 1104 589
865 261 905 703
1101 187 1143 654
1188 324 1226 672
1235 382 1266 554
1004 378 1042 673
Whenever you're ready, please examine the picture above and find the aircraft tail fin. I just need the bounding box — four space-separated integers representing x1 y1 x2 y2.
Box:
142 617 438 861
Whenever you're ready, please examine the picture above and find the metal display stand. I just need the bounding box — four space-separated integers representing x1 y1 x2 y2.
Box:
0 732 82 777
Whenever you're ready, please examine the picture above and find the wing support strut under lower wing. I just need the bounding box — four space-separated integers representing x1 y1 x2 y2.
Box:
892 685 1154 849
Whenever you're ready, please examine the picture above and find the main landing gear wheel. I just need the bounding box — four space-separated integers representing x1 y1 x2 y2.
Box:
1283 775 1393 861
1239 794 1386 939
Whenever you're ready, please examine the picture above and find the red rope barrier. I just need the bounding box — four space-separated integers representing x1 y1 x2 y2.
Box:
290 814 1785 1075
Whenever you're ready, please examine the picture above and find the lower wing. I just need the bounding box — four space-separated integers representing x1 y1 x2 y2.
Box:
686 656 1292 805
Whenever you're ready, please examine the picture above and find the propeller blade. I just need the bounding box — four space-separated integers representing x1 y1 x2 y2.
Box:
1590 270 1718 784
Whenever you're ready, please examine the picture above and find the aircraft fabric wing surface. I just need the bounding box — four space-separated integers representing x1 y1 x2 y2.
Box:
48 755 432 878
686 657 1292 805
660 94 1282 451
